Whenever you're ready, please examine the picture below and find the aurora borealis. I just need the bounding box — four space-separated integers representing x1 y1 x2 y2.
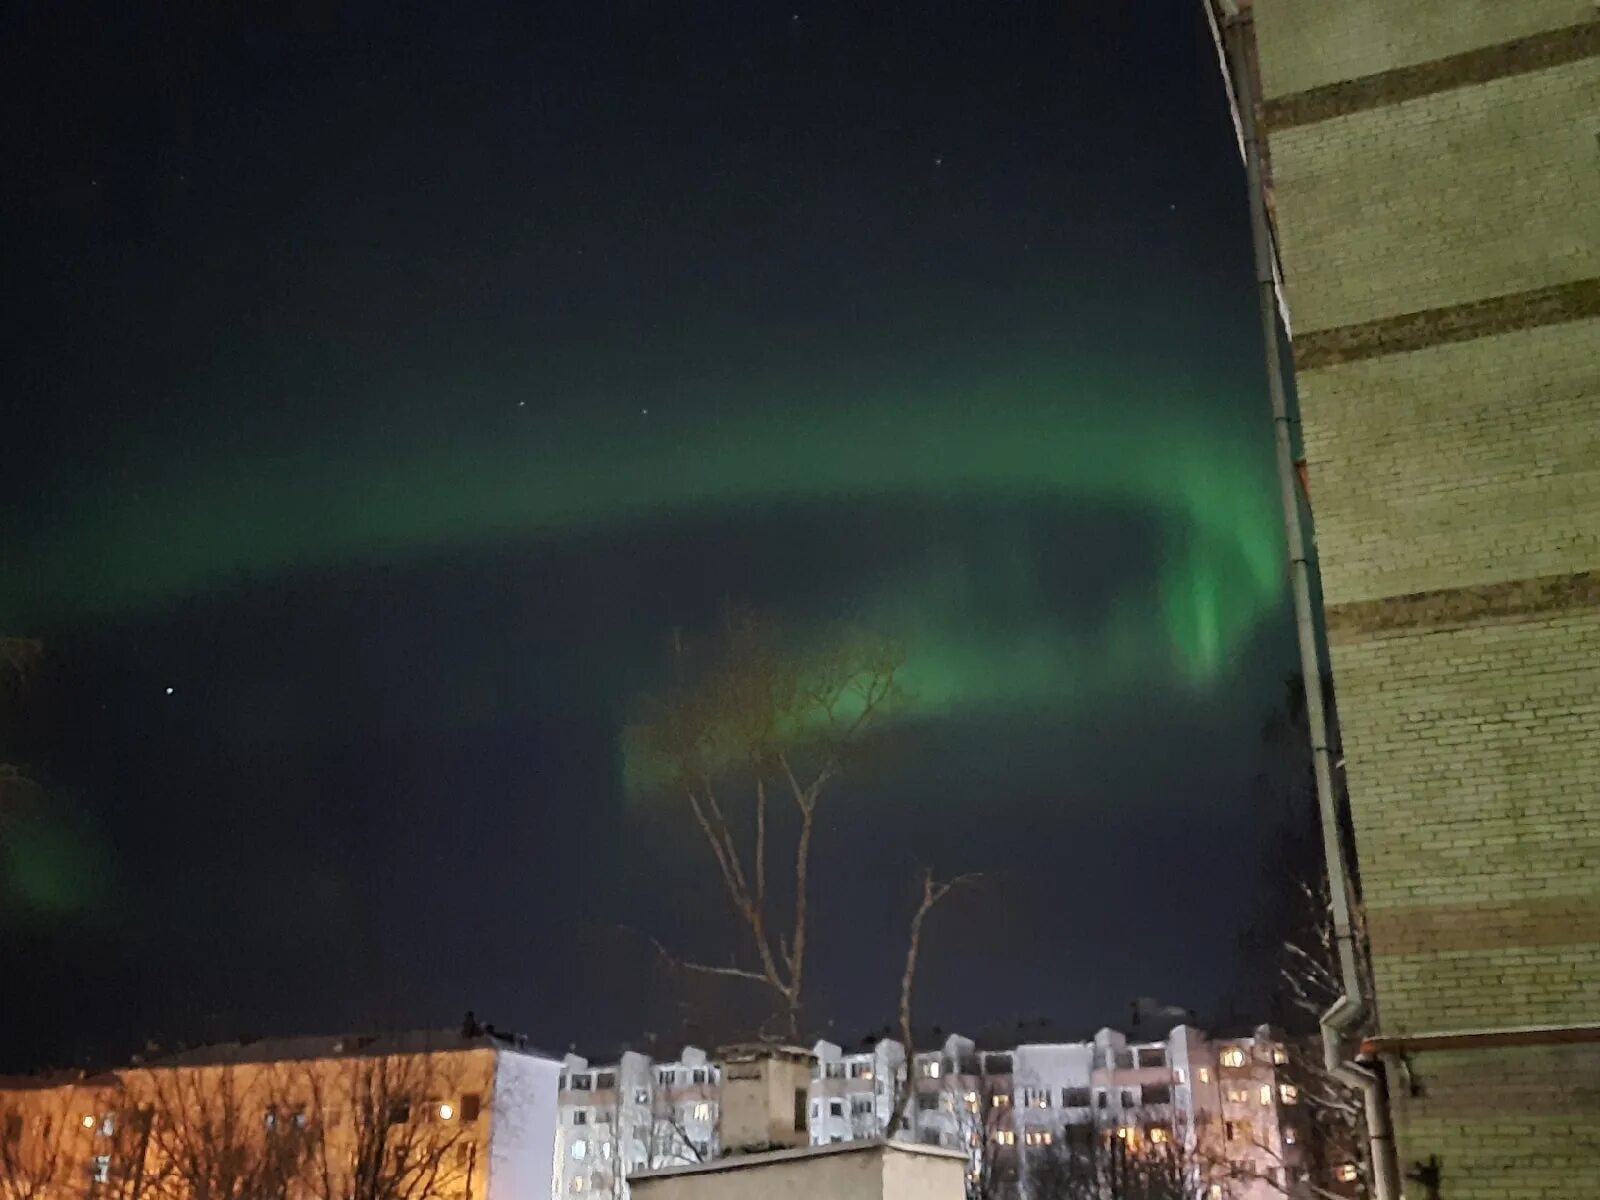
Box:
3 0 1297 1068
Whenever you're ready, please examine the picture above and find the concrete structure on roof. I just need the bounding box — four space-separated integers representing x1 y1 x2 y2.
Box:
629 1140 967 1200
0 1028 560 1200
1210 1 1600 1195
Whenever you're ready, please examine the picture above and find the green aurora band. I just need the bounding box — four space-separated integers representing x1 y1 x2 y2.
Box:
7 364 1284 721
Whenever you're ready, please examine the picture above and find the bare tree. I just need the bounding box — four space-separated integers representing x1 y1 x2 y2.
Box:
0 1083 81 1200
134 1064 310 1200
631 609 904 1039
886 868 978 1139
299 1053 473 1200
1029 1117 1226 1200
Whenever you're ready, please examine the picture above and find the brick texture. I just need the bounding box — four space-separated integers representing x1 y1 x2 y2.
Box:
1253 0 1593 99
1251 1 1600 1193
1268 54 1600 335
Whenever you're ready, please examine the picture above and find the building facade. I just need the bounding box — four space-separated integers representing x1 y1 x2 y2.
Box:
1216 2 1600 1195
810 1026 1305 1200
0 1029 561 1200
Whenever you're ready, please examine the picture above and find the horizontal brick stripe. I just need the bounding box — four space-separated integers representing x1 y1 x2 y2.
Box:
1369 896 1600 955
1327 570 1600 641
1264 20 1600 130
1294 278 1600 370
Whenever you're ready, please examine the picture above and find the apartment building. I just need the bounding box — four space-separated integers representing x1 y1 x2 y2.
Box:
554 1046 722 1197
811 1026 1306 1200
0 1028 561 1200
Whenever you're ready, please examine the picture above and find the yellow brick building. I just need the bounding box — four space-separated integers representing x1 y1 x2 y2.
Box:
1217 2 1600 1196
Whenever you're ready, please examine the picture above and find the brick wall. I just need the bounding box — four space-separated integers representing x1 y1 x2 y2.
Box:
1248 2 1600 1194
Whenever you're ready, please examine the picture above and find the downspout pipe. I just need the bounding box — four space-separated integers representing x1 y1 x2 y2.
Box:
1211 9 1401 1198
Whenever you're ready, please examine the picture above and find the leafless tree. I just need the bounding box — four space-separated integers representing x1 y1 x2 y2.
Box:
631 608 904 1039
0 1084 81 1200
886 868 978 1138
298 1053 473 1200
133 1063 310 1200
0 638 42 830
1028 1117 1226 1200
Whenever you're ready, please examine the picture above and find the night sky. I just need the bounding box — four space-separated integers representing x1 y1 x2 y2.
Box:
2 0 1298 1069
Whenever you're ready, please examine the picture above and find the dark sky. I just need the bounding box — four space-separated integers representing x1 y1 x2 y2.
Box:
1 0 1298 1070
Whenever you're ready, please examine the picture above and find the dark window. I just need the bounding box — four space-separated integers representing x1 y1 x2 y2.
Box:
557 1074 567 1090
1061 1087 1091 1108
793 1089 807 1133
1121 1090 1138 1109
919 1129 941 1147
460 1094 482 1123
1143 1085 1171 1106
1115 1050 1134 1070
1065 1124 1094 1150
984 1055 1013 1076
387 1103 410 1127
1224 1121 1236 1142
1095 1091 1108 1110
571 1074 592 1091
851 1098 873 1117
1139 1048 1167 1069
2 1114 20 1143
596 1073 616 1090
573 1111 588 1126
692 1069 707 1085
829 1101 843 1118
916 1093 938 1112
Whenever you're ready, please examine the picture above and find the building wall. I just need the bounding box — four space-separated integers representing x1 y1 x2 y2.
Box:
0 1041 557 1200
630 1144 966 1200
486 1050 560 1200
1248 2 1600 1194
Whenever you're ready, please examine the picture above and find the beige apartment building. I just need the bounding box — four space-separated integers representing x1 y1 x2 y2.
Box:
0 1029 560 1200
1211 2 1600 1196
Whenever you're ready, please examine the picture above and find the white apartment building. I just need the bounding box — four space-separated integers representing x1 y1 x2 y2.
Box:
554 1047 721 1198
810 1025 1306 1200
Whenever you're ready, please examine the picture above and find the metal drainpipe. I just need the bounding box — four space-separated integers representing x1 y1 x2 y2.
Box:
1215 11 1401 1199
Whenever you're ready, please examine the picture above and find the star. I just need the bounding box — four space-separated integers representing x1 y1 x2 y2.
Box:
517 400 527 408
641 408 649 416
165 686 174 695
934 156 943 167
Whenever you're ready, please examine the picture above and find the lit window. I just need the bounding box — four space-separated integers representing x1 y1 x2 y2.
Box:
438 1103 455 1121
1337 1164 1359 1183
1259 1085 1273 1107
571 1178 586 1194
994 1131 1015 1146
1284 1126 1297 1146
1226 1088 1251 1104
1024 1131 1053 1147
993 1093 1011 1107
99 1115 116 1137
92 1156 111 1184
601 1141 612 1160
1198 1069 1211 1084
1173 1068 1187 1085
964 1091 979 1110
634 1088 649 1105
693 1103 712 1121
1273 1046 1289 1065
1150 1127 1169 1145
1280 1085 1299 1105
1116 1127 1129 1140
572 1140 587 1161
924 1060 942 1079
1220 1048 1246 1068
1209 1187 1223 1200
